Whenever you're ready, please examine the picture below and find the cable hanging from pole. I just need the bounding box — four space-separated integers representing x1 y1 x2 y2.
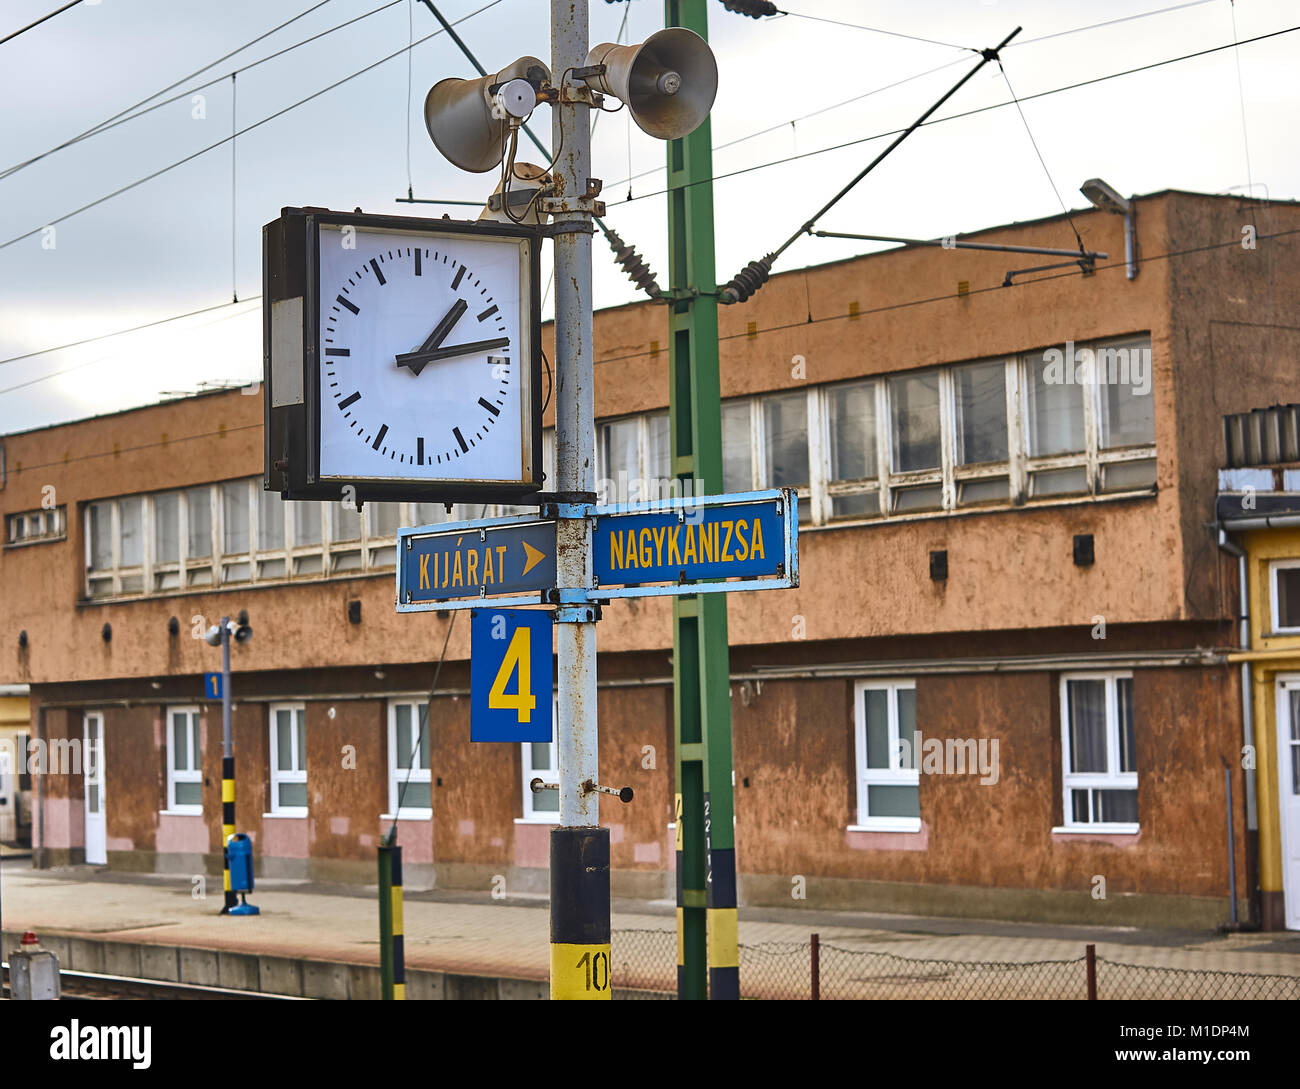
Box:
717 25 1022 304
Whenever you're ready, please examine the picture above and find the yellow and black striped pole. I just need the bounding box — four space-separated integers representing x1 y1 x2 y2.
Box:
379 842 406 1000
550 827 611 1000
218 616 238 915
220 756 237 913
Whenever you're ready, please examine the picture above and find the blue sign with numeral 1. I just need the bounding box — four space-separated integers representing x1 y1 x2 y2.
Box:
470 609 553 742
203 672 223 700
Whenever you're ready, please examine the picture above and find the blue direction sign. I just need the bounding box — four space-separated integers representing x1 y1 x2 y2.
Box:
471 608 554 742
592 488 798 599
398 515 556 612
202 672 223 700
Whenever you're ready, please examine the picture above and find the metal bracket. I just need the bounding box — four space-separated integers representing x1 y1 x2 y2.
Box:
539 220 596 237
555 81 603 106
553 602 601 623
538 195 606 218
542 500 595 520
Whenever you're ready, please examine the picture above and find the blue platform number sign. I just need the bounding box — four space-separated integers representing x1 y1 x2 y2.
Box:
203 672 223 700
471 609 553 743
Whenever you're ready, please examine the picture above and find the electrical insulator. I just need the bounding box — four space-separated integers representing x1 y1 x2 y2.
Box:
719 254 773 304
605 228 662 300
720 0 779 17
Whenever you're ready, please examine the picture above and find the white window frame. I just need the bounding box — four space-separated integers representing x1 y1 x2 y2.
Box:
1269 559 1300 634
851 680 921 833
519 696 561 823
5 506 66 547
267 702 308 817
595 411 673 505
386 698 432 819
1058 672 1139 833
164 705 203 815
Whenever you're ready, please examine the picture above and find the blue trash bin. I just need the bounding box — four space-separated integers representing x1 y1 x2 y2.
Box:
225 833 260 916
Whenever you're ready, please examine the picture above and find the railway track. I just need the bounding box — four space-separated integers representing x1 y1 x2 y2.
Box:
3 964 302 1000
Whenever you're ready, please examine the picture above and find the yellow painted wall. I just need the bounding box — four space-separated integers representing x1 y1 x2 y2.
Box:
1238 527 1300 895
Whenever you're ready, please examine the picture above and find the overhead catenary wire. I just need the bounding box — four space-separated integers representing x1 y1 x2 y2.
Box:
995 58 1086 256
605 0 1224 196
4 20 1293 373
0 0 83 48
0 0 346 180
0 0 505 253
607 24 1300 212
717 25 1024 304
775 7 979 53
6 223 1298 462
0 298 263 396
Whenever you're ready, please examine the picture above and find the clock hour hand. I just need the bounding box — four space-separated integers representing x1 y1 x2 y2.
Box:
415 298 467 354
395 337 510 374
395 299 469 376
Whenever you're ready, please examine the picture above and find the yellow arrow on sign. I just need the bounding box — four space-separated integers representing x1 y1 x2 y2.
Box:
521 539 547 576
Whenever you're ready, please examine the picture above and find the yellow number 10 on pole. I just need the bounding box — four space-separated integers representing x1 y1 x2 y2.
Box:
487 627 537 723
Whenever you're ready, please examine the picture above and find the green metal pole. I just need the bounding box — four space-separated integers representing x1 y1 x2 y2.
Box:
667 0 738 1001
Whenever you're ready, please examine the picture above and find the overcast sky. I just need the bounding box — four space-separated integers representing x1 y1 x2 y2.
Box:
0 0 1294 434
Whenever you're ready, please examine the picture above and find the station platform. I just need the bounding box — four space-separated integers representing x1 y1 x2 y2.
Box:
3 865 1298 999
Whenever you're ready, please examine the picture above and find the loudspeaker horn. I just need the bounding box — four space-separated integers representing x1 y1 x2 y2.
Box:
424 56 550 173
583 28 717 141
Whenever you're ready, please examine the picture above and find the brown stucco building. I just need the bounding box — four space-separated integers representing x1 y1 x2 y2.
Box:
3 189 1297 927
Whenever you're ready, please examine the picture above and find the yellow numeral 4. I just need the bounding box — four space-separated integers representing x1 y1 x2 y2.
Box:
488 627 537 723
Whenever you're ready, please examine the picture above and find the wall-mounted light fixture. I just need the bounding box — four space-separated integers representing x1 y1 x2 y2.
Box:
1080 178 1137 280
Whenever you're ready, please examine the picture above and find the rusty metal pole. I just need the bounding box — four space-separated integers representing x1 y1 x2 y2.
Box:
1085 943 1097 1000
547 0 611 1001
810 932 820 1000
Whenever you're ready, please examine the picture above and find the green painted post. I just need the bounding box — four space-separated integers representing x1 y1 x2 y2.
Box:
667 0 739 1001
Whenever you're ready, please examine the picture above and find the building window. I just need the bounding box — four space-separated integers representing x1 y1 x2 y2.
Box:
952 360 1011 506
388 700 431 818
852 681 920 832
1060 674 1138 830
82 480 439 600
825 380 878 519
5 506 67 547
1271 561 1300 633
721 400 754 494
166 706 202 813
596 412 674 505
521 697 560 821
268 704 307 816
888 373 943 512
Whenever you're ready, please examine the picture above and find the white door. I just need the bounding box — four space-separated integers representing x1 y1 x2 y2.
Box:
1277 680 1300 930
83 713 106 865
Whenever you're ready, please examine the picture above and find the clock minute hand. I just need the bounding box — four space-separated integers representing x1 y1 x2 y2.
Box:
395 337 510 370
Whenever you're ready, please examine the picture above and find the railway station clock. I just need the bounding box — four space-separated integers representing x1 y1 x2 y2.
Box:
262 208 542 504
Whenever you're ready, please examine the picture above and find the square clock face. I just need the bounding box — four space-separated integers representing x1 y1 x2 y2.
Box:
314 221 536 488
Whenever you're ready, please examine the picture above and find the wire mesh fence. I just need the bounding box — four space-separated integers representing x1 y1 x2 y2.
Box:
611 929 1300 1000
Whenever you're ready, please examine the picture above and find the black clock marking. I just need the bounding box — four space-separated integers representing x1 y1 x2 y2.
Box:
328 246 515 470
